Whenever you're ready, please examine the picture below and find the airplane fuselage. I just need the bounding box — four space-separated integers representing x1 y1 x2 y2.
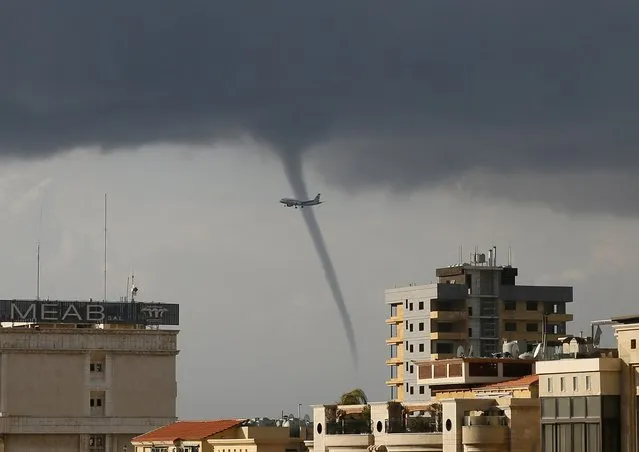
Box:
280 194 322 208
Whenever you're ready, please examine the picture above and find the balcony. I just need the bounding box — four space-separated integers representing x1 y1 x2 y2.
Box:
381 419 442 452
500 310 543 321
429 353 454 360
430 331 465 341
385 356 402 365
546 313 573 322
386 315 402 325
386 336 402 344
385 417 441 434
461 415 508 450
430 310 467 322
385 377 403 386
499 285 573 303
326 419 372 435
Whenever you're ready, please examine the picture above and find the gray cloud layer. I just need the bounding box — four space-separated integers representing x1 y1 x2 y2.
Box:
2 1 639 212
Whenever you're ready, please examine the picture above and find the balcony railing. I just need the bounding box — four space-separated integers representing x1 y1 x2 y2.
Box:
462 415 508 427
385 417 441 433
326 419 372 435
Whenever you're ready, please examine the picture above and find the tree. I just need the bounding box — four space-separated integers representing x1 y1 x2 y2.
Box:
338 388 368 406
335 389 371 433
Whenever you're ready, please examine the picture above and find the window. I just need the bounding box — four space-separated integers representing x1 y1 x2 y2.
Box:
409 323 413 332
405 362 409 371
504 300 516 310
632 339 637 350
405 299 408 308
468 306 473 316
390 386 398 400
585 375 591 391
409 344 414 353
90 362 103 373
409 386 414 395
418 322 424 331
419 343 424 352
573 376 578 391
405 383 409 392
505 322 517 332
151 448 169 452
419 386 425 394
89 435 105 451
405 320 408 329
409 303 414 311
468 327 472 337
418 301 424 310
410 365 414 374
560 377 565 392
526 301 538 311
547 377 553 393
526 323 539 332
90 391 105 416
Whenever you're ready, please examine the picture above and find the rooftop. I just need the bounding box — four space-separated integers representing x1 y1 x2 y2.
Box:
474 375 539 391
610 314 639 325
132 419 244 442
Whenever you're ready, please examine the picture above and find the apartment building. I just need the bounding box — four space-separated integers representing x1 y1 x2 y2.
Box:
0 298 179 451
535 314 639 452
386 246 573 402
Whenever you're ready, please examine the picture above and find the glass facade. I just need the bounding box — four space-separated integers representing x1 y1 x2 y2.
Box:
541 396 620 452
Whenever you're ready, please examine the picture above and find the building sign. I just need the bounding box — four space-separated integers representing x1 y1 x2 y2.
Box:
0 300 179 325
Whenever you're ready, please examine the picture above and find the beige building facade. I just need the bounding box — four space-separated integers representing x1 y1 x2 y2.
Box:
310 398 540 452
0 299 179 452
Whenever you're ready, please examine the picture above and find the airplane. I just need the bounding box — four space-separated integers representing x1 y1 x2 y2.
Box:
279 193 323 209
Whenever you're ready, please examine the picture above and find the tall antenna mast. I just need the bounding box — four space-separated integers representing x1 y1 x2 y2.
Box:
104 193 107 302
37 202 43 300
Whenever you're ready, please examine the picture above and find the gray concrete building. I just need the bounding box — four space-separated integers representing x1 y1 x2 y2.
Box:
385 246 574 402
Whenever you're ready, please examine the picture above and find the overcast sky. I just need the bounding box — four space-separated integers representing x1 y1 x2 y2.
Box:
2 1 639 418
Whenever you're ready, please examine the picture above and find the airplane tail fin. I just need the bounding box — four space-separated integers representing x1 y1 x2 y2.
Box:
314 193 321 202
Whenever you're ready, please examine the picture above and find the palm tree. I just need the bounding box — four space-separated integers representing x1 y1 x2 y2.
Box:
336 389 371 434
338 388 368 406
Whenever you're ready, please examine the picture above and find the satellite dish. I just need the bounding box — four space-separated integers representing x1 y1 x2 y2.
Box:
456 345 465 357
533 343 543 359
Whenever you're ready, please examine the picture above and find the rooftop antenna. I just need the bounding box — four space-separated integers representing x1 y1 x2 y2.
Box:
104 193 107 302
130 271 138 302
508 246 512 266
36 202 44 300
125 274 130 302
458 245 462 265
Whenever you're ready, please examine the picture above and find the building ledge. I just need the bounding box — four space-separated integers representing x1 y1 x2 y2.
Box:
0 416 176 435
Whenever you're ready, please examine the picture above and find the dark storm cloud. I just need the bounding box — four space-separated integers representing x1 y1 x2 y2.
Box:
2 1 639 211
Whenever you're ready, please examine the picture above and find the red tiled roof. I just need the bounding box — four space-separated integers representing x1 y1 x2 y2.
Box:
474 375 539 391
133 419 244 442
